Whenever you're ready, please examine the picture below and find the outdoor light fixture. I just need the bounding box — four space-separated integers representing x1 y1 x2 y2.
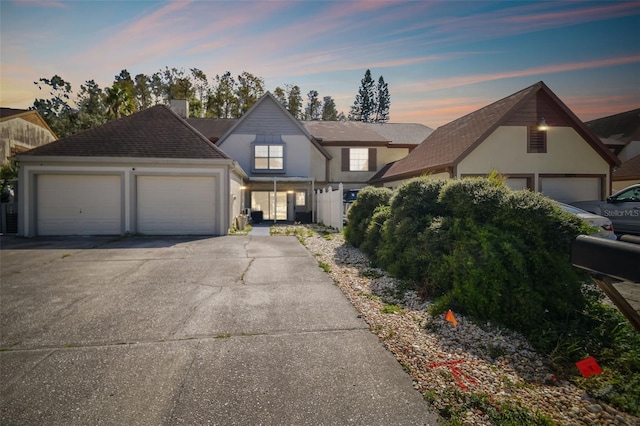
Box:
538 117 548 131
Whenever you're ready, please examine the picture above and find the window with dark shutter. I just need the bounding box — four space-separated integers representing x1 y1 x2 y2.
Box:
341 148 349 172
368 148 377 171
528 127 547 153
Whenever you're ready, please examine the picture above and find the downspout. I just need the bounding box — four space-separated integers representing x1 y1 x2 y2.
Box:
273 177 277 224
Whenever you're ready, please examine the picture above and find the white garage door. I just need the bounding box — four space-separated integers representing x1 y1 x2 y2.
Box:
137 176 216 235
539 177 602 203
37 174 122 235
505 177 530 191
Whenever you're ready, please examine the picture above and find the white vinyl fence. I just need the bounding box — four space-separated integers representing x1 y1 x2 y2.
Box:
315 183 343 231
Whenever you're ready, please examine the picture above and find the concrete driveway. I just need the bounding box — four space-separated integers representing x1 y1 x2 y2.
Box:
0 235 439 425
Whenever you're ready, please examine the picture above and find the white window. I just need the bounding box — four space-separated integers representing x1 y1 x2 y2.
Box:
295 191 306 206
349 148 369 171
254 145 284 170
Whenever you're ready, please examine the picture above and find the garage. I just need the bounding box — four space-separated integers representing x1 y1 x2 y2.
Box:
37 174 122 235
137 175 216 235
539 176 603 203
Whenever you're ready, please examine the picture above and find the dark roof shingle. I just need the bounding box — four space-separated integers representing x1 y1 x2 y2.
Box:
20 105 229 159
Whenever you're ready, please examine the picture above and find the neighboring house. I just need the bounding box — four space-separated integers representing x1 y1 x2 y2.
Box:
16 105 246 237
585 108 640 191
0 108 57 164
302 121 431 191
369 81 620 203
187 92 430 223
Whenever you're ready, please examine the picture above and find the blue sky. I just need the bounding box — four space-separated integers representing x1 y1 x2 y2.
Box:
1 0 639 127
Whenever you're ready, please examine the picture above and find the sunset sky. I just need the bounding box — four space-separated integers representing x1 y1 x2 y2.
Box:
1 0 639 128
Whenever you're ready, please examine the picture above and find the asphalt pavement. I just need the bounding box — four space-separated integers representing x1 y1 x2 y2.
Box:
0 235 439 425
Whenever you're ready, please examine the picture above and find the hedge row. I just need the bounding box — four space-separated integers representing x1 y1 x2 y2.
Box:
344 175 592 339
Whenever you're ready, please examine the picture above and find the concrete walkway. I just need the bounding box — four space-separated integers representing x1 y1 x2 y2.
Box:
0 235 439 425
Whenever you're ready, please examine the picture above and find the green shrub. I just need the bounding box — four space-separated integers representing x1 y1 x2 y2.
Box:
360 205 390 264
438 177 509 224
344 186 392 248
375 178 448 281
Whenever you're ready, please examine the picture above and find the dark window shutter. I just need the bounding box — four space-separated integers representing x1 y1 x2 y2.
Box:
342 148 349 172
528 127 547 153
368 148 377 171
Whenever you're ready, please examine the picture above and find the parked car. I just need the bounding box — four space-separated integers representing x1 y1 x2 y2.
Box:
571 184 640 236
557 202 617 240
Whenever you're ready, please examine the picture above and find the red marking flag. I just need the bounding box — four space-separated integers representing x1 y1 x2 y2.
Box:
576 356 602 377
445 310 458 327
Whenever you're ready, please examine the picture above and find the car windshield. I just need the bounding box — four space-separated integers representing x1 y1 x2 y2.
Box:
612 186 640 202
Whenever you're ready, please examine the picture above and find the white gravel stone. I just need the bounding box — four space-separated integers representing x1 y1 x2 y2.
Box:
279 225 639 426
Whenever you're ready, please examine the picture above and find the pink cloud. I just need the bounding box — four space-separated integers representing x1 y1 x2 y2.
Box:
395 55 640 93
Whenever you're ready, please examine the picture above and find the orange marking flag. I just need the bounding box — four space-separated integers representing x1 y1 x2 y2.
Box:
576 356 602 377
445 309 458 327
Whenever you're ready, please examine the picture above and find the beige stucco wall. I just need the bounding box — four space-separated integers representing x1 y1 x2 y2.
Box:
326 146 410 186
613 180 639 192
1 118 57 163
310 145 327 183
457 126 610 191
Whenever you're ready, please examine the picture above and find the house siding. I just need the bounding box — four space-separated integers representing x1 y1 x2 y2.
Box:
457 126 610 193
233 100 303 135
1 117 57 163
328 146 411 186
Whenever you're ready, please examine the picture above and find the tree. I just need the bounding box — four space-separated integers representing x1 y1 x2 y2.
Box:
208 72 236 118
104 84 133 119
190 68 209 118
235 71 264 117
273 86 287 108
31 75 76 137
349 69 390 123
349 69 376 122
76 80 108 129
305 90 321 120
375 76 390 123
134 73 152 110
150 72 164 105
113 69 136 109
321 96 338 121
286 84 303 119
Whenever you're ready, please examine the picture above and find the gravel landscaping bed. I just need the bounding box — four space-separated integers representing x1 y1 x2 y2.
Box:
277 225 639 426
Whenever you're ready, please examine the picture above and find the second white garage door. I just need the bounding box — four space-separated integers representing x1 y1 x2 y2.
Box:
137 175 216 235
539 176 602 203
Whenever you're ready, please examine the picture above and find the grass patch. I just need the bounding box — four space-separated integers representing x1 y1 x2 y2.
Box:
215 333 232 339
61 253 71 259
318 261 331 273
381 304 404 314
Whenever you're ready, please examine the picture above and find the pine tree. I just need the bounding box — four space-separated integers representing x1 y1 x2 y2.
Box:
321 96 338 121
273 87 287 108
287 85 303 119
375 76 390 123
349 69 377 122
305 90 321 120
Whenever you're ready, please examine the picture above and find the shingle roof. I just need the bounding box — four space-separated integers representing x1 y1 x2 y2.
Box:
373 81 619 183
186 118 237 141
302 121 389 144
19 105 229 159
361 122 433 145
613 153 640 181
0 108 29 119
586 108 640 144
